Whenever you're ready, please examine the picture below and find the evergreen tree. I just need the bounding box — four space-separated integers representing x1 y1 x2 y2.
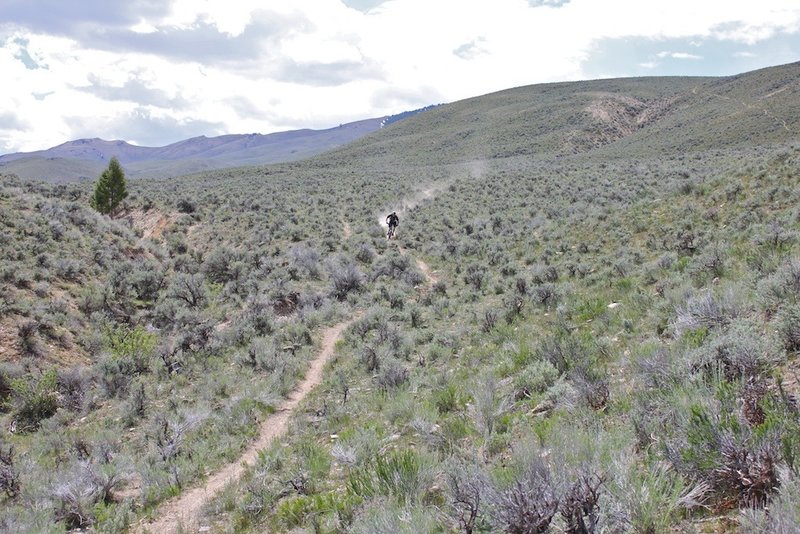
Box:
90 156 128 215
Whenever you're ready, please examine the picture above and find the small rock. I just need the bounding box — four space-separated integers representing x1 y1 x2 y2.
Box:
607 302 620 309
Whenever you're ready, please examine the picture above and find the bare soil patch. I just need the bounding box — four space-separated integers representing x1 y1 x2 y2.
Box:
127 209 179 242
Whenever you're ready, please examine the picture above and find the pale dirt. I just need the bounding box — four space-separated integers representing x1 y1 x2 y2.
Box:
127 209 179 242
396 243 437 287
414 256 438 286
0 321 17 363
378 187 438 230
134 318 356 534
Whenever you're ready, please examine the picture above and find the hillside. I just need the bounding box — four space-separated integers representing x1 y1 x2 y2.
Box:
0 61 799 533
326 62 798 167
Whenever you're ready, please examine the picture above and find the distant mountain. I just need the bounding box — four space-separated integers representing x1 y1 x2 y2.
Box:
0 107 435 182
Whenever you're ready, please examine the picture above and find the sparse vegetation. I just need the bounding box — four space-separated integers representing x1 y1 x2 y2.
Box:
1 62 800 532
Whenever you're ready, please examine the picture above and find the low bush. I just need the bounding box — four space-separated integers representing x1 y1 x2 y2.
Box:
488 456 558 534
10 369 59 432
329 259 362 300
777 303 800 352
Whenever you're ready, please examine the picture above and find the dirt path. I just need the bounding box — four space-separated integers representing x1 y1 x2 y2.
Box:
413 255 438 286
396 242 437 286
135 318 356 534
379 186 442 287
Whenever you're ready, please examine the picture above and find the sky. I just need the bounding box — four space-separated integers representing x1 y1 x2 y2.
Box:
1 0 799 154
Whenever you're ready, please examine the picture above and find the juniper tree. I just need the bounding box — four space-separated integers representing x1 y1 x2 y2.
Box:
90 156 128 215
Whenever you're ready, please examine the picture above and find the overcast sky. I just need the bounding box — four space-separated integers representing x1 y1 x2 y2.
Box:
1 0 799 153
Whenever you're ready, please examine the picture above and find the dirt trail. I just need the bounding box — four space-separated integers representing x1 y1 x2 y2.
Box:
377 186 438 231
396 243 437 286
380 186 442 287
135 318 356 534
414 255 438 286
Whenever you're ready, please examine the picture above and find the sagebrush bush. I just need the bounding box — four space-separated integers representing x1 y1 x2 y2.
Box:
329 258 362 300
513 359 559 399
445 459 490 534
488 456 558 534
691 319 781 380
10 369 59 432
672 288 742 338
0 442 20 499
777 303 800 352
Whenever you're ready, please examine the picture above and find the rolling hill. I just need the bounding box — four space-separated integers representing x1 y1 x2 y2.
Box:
321 62 799 169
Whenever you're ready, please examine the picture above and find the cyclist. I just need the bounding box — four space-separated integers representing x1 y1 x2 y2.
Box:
386 211 399 239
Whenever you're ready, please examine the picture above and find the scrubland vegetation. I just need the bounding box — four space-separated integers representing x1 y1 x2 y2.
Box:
1 62 799 532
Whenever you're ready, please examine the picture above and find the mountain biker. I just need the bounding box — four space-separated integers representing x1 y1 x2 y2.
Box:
386 211 399 239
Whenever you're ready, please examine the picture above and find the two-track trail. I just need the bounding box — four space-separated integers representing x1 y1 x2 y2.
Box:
135 318 357 534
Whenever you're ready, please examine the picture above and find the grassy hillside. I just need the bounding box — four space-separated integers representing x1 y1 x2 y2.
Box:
1 62 799 533
324 62 798 168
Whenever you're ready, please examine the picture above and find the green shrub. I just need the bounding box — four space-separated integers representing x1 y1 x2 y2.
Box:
348 449 434 505
432 381 467 414
513 360 559 399
10 369 59 432
777 303 800 352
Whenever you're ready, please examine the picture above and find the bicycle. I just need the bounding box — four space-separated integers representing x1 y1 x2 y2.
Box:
387 224 397 240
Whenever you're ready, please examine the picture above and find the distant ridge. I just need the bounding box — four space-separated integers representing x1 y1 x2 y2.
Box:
0 106 436 182
0 119 383 182
3 59 799 182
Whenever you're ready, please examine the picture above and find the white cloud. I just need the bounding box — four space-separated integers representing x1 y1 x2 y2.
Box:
656 51 703 60
0 0 799 152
